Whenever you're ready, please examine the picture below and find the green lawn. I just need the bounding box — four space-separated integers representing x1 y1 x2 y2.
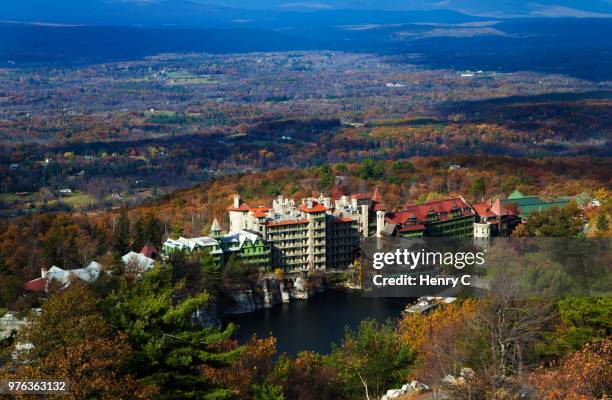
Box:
59 192 96 208
0 192 35 202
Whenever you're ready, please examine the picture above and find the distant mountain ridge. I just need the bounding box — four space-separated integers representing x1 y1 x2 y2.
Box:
1 1 484 27
1 1 611 80
1 0 610 28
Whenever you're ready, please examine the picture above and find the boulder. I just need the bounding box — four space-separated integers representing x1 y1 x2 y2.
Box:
409 380 430 393
290 277 310 299
383 388 406 399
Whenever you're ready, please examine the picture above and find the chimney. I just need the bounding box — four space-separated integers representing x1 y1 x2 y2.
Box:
233 194 240 209
41 267 48 279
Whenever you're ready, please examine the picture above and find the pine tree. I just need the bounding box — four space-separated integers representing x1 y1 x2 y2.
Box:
200 252 222 296
113 210 131 256
103 263 240 400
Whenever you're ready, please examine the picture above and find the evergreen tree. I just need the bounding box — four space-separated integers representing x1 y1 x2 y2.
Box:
134 214 164 250
133 216 146 251
200 252 222 296
113 210 131 256
103 263 240 400
359 159 385 180
171 221 184 240
10 283 153 399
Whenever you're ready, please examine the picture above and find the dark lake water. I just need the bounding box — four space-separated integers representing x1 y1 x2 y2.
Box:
225 289 409 356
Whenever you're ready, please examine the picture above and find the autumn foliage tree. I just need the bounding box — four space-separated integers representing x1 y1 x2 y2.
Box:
9 283 154 399
398 299 478 385
204 336 277 399
529 338 612 400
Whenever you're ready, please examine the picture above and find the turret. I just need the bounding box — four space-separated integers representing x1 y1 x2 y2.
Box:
211 218 222 238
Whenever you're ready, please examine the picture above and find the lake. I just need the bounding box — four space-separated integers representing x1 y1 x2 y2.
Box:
225 289 410 356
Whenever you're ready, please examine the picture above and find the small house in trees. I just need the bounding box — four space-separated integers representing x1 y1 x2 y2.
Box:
140 243 159 259
23 261 102 292
122 251 156 274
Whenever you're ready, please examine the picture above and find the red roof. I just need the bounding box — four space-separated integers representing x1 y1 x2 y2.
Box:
472 203 496 218
389 197 473 225
372 187 383 203
227 202 251 212
473 199 511 218
250 206 270 218
267 219 309 227
371 187 386 211
24 277 47 292
140 244 158 258
299 201 327 213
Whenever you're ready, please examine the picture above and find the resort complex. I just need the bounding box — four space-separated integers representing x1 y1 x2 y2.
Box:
157 188 591 272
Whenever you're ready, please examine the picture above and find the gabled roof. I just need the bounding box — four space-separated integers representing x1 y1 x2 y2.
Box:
122 251 156 272
163 236 219 252
24 277 47 292
227 198 251 212
491 198 503 216
507 190 525 200
299 201 327 213
389 197 473 225
140 243 158 258
372 187 383 203
221 230 262 251
211 218 221 232
45 261 102 287
371 186 386 211
250 206 270 218
472 202 497 218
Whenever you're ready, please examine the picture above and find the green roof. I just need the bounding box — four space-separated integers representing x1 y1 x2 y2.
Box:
507 190 525 200
502 196 544 207
502 196 570 218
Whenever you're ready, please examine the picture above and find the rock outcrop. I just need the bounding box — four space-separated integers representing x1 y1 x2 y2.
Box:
220 274 330 315
381 380 430 400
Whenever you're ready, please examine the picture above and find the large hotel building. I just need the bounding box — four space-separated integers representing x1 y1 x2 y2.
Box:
162 188 541 272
